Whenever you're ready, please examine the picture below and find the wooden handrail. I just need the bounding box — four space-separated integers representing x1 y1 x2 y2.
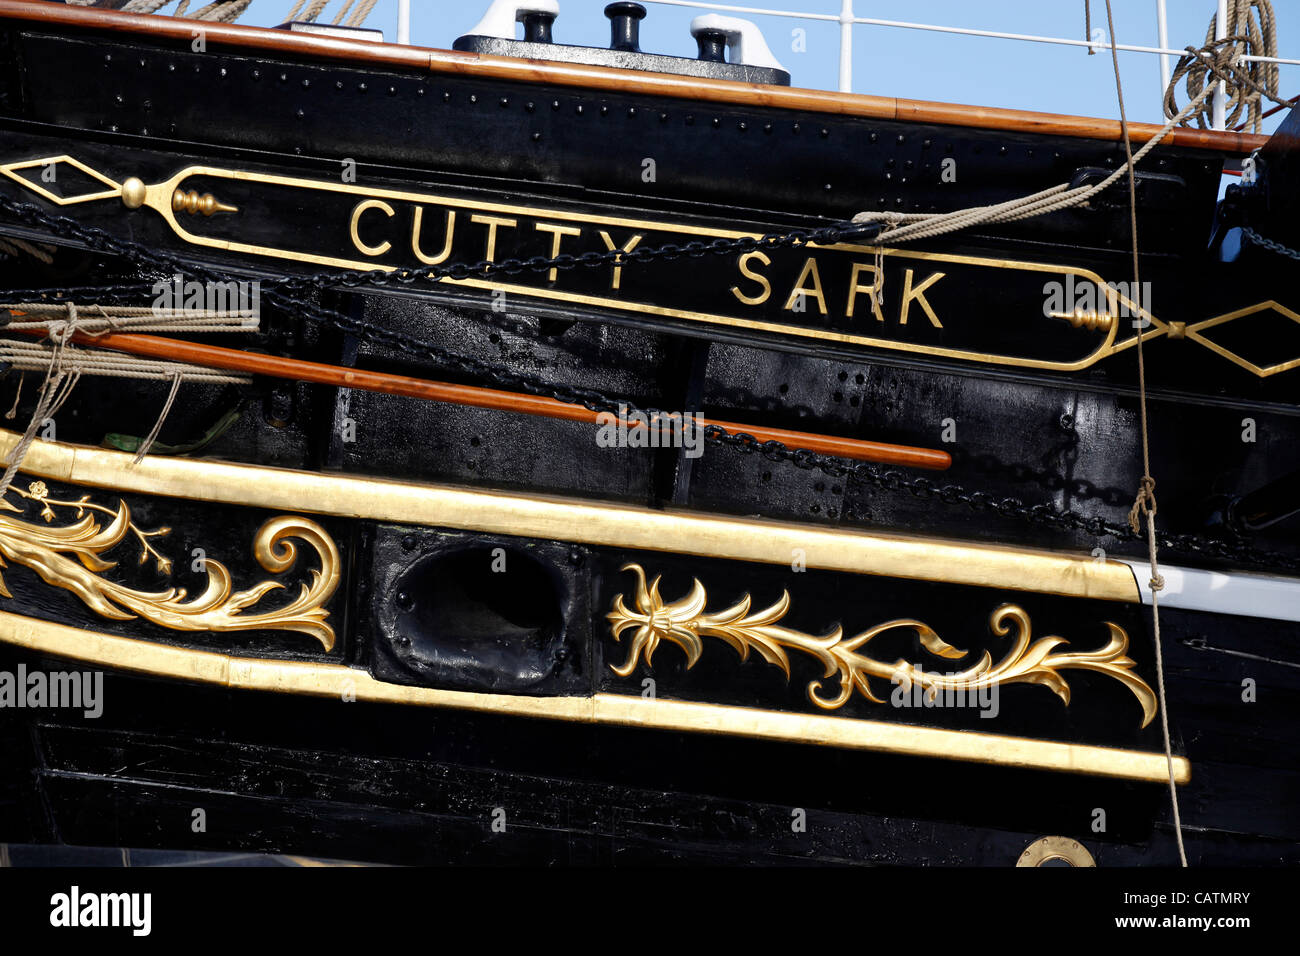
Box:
0 0 1267 154
8 327 951 470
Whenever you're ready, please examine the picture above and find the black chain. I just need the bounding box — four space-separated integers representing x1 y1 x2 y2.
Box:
1241 226 1300 262
2 191 1297 571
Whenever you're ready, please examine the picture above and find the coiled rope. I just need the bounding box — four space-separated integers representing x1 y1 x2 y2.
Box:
1164 0 1282 133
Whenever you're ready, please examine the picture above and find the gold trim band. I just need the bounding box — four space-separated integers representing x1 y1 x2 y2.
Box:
0 431 1139 601
0 609 1189 784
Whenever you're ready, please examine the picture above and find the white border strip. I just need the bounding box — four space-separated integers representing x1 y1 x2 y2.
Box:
1120 560 1300 623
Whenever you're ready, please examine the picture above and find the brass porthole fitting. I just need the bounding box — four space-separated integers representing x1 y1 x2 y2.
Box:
1016 836 1097 867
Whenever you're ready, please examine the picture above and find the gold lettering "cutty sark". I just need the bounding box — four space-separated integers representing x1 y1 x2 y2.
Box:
18 155 1289 375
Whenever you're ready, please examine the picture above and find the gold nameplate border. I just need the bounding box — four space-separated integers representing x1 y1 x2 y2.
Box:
2 156 1152 372
6 155 1295 376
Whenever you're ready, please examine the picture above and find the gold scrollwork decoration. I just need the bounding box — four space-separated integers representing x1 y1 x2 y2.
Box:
0 481 339 650
607 563 1156 727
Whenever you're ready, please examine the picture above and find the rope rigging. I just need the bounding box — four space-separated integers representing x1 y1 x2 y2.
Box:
1105 0 1184 867
1164 0 1283 134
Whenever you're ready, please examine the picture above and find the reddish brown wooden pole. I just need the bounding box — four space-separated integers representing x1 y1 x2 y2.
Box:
8 327 951 470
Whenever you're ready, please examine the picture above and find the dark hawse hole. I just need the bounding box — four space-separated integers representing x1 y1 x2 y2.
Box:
393 547 565 689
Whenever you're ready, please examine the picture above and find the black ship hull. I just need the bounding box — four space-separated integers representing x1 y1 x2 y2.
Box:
0 1 1296 866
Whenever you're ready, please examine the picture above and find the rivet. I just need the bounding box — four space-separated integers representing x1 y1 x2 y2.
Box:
764 123 772 134
869 131 877 142
532 132 542 141
279 72 288 82
552 99 560 110
896 134 904 143
388 86 397 96
600 104 609 115
302 79 311 88
712 117 720 127
500 97 509 107
576 104 584 114
820 128 829 138
526 101 535 112
469 93 476 103
659 112 668 122
251 69 260 79
792 122 800 133
401 534 417 551
359 82 368 92
738 121 747 131
443 92 451 102
628 107 637 117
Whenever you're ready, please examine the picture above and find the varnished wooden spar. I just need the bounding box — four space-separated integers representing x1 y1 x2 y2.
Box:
18 328 951 470
0 0 1267 155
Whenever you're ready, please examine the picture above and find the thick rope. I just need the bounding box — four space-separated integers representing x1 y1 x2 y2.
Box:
331 0 355 25
0 237 55 264
0 299 253 481
1164 0 1281 133
120 1 175 15
852 79 1213 243
300 0 331 23
0 304 84 497
1104 0 1187 868
345 0 380 28
3 302 259 335
0 340 250 384
191 1 253 23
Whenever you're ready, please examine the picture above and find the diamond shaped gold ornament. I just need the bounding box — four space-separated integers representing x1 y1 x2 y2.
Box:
0 155 124 205
1186 301 1300 378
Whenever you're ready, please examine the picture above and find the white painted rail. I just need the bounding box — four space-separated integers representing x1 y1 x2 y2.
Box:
641 0 1299 127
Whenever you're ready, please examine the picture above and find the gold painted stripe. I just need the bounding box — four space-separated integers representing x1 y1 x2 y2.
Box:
0 431 1139 601
0 610 1189 784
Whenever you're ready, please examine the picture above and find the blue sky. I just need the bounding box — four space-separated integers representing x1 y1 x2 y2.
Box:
229 1 1296 131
